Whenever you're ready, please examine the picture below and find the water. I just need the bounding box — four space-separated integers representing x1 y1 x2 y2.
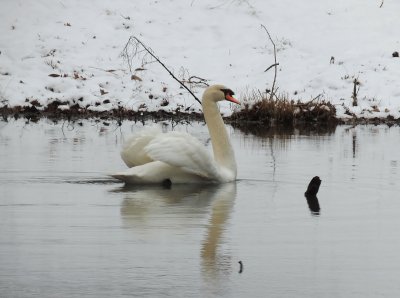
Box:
1 119 400 297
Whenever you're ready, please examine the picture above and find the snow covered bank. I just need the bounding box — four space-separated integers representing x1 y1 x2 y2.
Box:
1 0 399 119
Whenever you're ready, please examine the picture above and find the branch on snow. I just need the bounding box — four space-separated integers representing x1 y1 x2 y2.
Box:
121 36 202 105
261 24 279 100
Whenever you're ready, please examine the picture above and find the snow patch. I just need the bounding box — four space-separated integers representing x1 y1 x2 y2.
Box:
1 0 399 119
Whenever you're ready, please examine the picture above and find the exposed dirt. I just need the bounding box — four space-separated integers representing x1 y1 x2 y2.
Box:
1 100 400 127
0 101 204 124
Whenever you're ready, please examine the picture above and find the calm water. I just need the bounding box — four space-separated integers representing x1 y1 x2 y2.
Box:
1 119 400 297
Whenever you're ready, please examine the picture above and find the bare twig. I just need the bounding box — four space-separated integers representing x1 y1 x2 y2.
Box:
88 66 120 77
380 0 384 8
120 14 131 20
261 24 278 100
121 36 202 105
186 76 209 88
296 94 323 108
311 93 323 102
264 63 279 73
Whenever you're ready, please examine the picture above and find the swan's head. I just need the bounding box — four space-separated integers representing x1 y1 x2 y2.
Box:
202 84 240 105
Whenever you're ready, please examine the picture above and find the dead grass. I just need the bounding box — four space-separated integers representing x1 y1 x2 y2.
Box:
229 90 338 126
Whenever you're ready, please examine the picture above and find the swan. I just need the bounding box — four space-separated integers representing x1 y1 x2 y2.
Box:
111 84 240 184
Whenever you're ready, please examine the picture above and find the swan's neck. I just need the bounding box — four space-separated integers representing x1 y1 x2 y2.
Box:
203 99 236 176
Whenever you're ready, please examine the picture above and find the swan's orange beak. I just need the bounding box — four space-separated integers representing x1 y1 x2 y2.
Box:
225 94 240 105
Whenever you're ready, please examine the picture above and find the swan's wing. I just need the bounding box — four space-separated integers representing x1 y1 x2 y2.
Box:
121 126 162 167
144 131 221 180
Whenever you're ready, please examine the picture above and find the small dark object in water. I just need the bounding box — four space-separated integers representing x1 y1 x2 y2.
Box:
238 261 243 273
393 51 399 58
162 178 172 189
305 176 321 196
305 176 321 214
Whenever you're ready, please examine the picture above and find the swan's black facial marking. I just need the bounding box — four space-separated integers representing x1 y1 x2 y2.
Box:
220 88 235 97
220 88 240 104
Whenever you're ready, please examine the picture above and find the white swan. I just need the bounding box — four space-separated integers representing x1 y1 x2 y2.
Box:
111 84 240 184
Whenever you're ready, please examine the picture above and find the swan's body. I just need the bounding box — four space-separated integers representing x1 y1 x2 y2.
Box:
111 84 240 184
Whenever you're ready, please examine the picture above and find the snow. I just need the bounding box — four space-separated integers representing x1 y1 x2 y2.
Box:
1 0 399 119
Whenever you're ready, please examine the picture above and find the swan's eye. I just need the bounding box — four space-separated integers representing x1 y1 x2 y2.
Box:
221 88 235 96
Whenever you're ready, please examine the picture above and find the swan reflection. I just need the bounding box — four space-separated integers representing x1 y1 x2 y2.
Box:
199 183 237 296
200 183 236 269
115 183 237 291
117 184 231 224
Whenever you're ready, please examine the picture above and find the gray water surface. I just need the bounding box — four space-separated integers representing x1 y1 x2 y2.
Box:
1 120 400 297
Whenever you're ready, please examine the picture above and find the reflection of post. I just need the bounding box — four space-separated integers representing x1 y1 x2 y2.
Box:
352 131 357 158
304 176 321 215
305 194 320 214
201 183 237 277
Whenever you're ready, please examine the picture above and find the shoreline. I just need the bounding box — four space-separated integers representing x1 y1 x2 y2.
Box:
1 104 400 127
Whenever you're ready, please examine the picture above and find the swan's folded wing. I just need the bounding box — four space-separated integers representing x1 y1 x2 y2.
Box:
144 131 221 180
121 126 162 167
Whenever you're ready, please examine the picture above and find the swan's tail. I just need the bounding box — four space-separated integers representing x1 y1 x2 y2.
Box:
109 167 156 184
110 161 176 184
110 161 208 185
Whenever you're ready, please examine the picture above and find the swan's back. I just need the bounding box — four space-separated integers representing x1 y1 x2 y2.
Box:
144 130 222 180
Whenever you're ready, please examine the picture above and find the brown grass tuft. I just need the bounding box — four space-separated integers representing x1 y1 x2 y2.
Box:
229 90 338 127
